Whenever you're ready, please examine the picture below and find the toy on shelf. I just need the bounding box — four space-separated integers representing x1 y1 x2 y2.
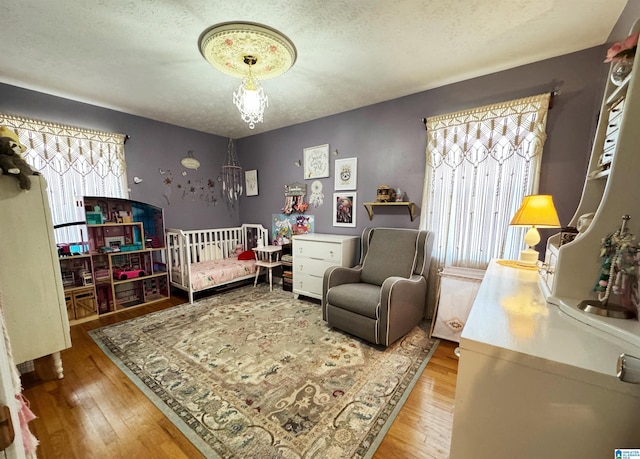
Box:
113 267 146 281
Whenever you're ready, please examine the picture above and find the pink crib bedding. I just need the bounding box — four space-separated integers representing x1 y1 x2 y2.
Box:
173 257 257 291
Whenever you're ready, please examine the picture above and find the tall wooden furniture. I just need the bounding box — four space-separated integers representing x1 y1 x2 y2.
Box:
0 176 71 379
292 233 358 300
450 261 640 458
542 18 640 327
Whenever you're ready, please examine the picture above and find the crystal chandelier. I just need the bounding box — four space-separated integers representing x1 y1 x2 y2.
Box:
232 56 268 129
221 138 243 202
198 22 296 129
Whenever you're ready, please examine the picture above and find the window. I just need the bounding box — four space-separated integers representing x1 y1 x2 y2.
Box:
0 113 128 243
420 93 550 275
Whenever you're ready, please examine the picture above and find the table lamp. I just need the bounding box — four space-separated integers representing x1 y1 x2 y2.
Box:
509 195 561 266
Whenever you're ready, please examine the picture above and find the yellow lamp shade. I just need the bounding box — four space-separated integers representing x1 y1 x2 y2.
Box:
510 195 561 228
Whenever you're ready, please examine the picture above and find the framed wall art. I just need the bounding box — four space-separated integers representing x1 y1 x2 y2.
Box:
333 192 357 227
245 170 258 196
334 157 357 190
303 144 330 179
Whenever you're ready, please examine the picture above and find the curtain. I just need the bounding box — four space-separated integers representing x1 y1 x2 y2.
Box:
420 93 550 314
0 113 128 243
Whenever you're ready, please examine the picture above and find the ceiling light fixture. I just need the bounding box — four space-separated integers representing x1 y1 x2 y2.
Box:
198 22 297 129
232 55 267 129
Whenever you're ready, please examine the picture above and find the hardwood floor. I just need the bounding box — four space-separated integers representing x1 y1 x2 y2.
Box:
21 292 458 458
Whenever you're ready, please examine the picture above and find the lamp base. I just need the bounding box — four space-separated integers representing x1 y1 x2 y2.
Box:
517 248 539 266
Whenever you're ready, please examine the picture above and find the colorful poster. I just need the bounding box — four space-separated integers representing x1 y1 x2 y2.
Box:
272 214 314 245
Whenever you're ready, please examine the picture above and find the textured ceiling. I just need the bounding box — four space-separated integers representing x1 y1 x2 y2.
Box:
0 1 627 139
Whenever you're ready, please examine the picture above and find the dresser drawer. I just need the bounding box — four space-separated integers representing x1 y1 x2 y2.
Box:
294 258 337 277
295 240 342 262
293 273 323 298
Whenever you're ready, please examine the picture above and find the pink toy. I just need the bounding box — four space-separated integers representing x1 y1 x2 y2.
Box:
113 267 146 280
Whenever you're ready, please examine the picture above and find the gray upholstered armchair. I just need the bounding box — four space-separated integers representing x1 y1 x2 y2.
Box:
322 227 435 346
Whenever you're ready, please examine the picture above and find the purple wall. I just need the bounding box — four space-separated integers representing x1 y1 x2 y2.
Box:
237 47 608 249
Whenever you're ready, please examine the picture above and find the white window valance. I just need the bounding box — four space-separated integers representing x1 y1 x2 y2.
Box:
0 113 128 243
0 113 126 178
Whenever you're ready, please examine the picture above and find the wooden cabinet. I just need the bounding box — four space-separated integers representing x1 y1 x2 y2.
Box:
543 18 640 321
0 175 71 378
292 234 358 299
66 196 170 320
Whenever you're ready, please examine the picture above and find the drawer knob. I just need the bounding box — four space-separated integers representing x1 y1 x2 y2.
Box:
617 353 640 384
538 263 554 275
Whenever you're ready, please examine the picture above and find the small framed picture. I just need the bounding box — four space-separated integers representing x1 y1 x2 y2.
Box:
334 157 357 190
245 170 258 196
304 144 330 179
333 192 357 227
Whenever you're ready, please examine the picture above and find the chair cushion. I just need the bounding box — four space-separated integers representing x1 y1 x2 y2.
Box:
360 229 418 286
326 283 381 319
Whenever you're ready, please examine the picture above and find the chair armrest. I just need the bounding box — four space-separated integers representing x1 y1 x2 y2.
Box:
322 265 363 313
378 275 427 345
324 265 362 289
380 275 426 298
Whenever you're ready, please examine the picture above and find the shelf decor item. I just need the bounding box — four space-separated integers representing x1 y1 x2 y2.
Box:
376 184 396 202
577 215 638 320
605 31 638 86
611 57 634 86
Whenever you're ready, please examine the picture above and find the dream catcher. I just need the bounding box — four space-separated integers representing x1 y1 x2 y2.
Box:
308 180 324 207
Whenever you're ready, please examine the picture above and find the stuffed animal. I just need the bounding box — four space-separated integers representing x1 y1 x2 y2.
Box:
0 126 38 190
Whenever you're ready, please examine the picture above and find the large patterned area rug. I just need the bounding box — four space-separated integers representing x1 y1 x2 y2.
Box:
90 285 438 458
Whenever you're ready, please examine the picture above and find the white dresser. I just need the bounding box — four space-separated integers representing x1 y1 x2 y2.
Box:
292 233 358 300
450 260 640 458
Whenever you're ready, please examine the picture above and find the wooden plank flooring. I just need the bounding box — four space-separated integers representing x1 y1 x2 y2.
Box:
21 291 458 458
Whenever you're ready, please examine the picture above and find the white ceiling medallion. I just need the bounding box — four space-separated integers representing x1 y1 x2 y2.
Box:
198 22 297 129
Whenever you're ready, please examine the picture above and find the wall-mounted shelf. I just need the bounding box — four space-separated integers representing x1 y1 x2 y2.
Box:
363 202 416 221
